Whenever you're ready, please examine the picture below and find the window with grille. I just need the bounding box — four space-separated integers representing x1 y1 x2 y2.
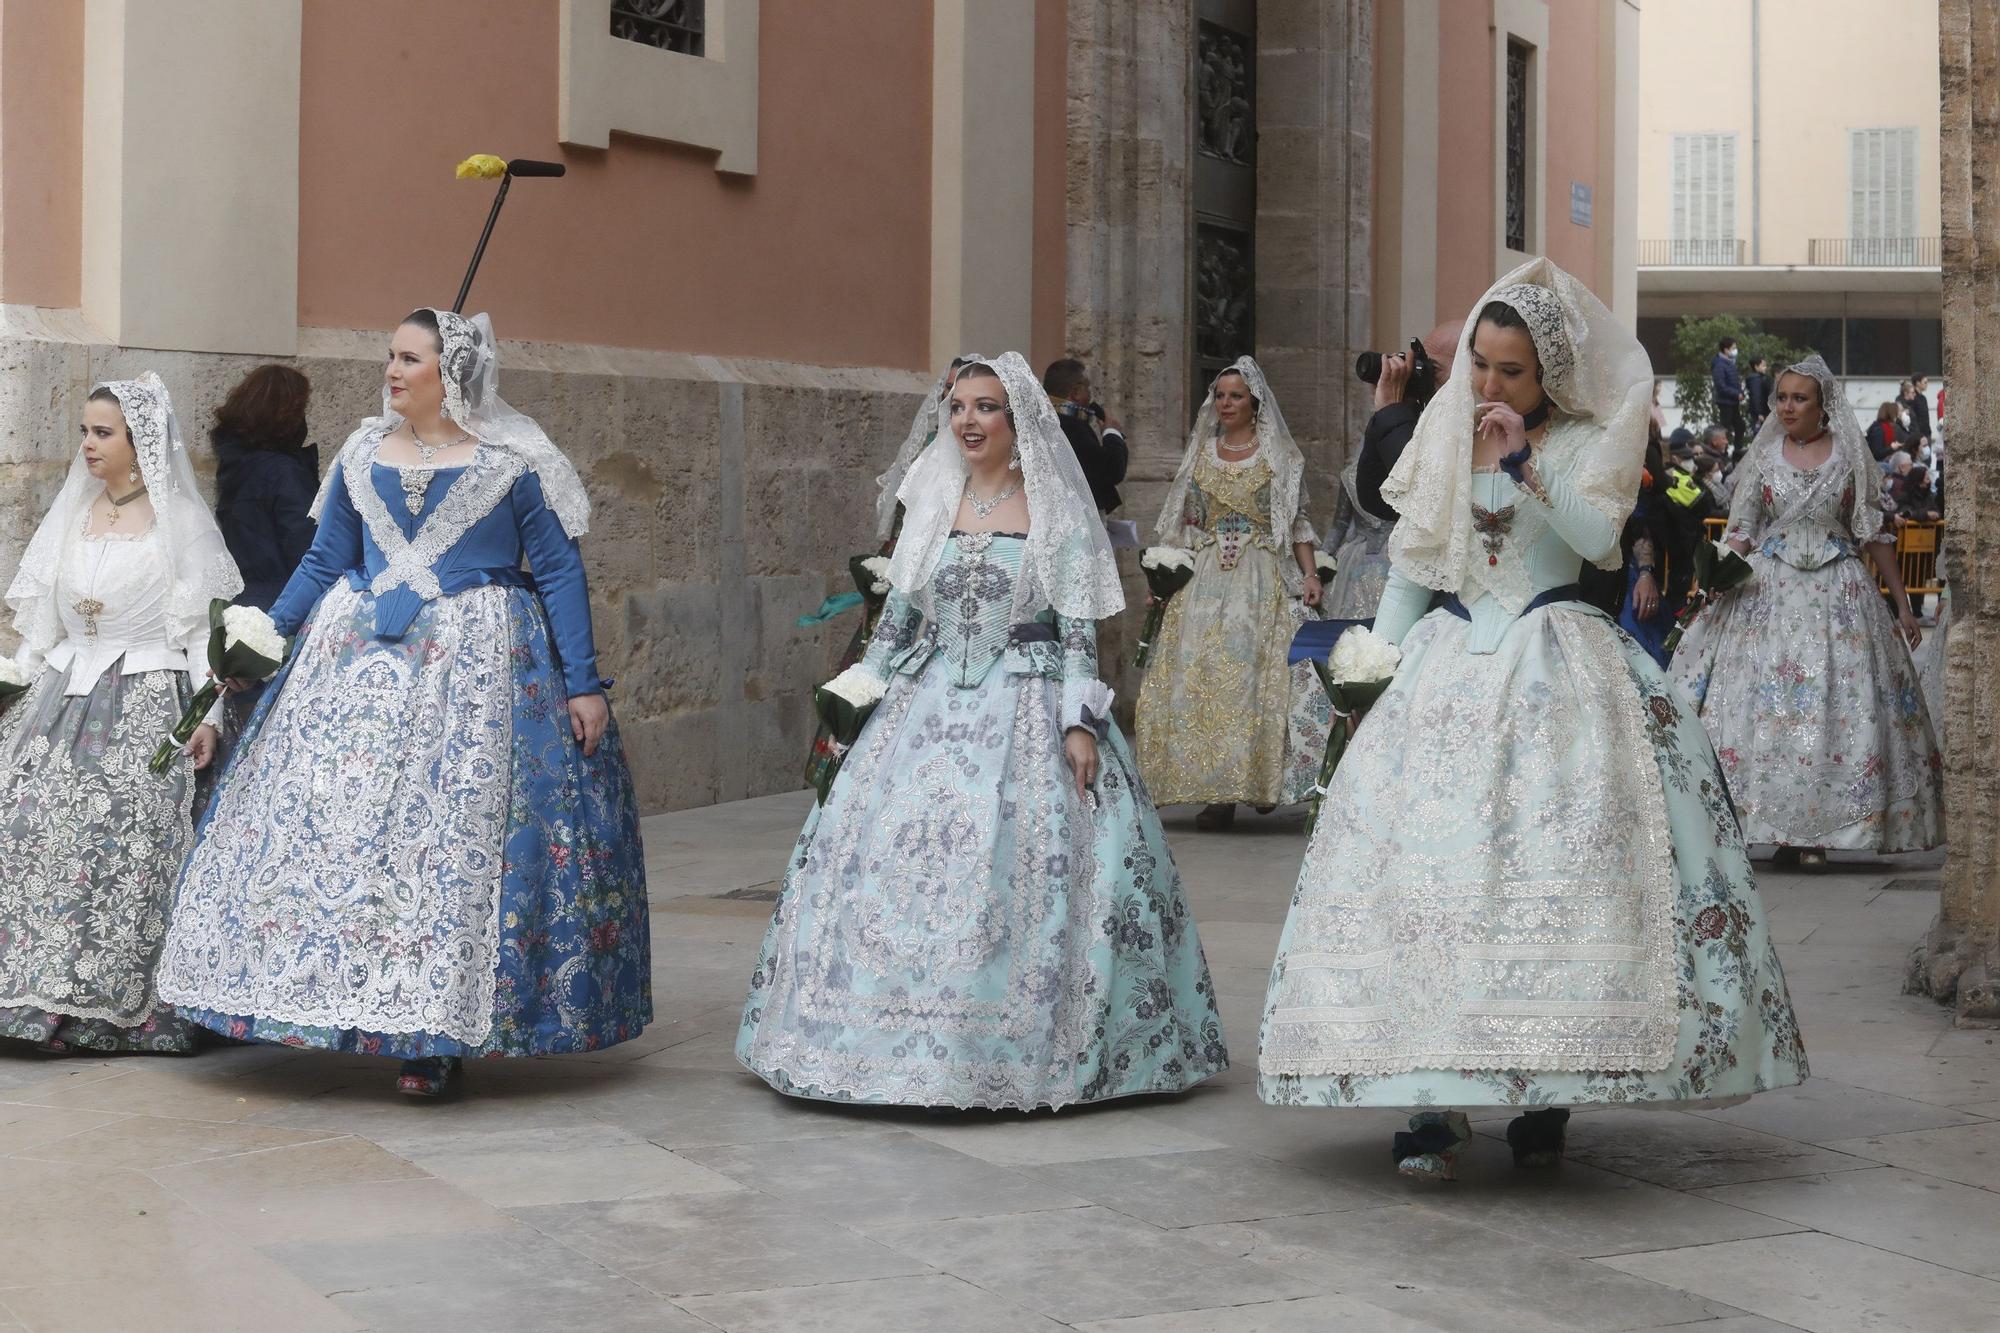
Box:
611 0 704 56
1504 39 1530 253
1850 128 1919 265
1669 133 1737 265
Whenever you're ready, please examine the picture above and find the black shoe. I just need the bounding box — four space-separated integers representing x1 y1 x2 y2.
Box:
1506 1107 1571 1167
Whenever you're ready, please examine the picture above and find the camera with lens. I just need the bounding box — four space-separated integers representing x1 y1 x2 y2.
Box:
1355 338 1440 407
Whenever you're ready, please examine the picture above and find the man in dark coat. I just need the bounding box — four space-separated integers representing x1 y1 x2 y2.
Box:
1354 319 1464 521
1711 337 1745 451
1042 358 1129 514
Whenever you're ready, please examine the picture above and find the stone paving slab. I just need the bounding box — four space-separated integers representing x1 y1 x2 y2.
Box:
0 797 1990 1331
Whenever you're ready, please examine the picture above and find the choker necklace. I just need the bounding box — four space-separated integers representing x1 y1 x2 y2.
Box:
105 483 148 526
964 477 1021 519
1522 399 1553 432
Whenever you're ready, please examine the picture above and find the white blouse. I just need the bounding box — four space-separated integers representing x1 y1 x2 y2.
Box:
19 525 205 696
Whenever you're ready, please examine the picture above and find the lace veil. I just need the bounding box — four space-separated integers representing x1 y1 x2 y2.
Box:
1725 353 1884 546
7 372 242 657
886 351 1124 621
1155 356 1309 590
1383 257 1652 590
313 309 591 538
872 363 955 540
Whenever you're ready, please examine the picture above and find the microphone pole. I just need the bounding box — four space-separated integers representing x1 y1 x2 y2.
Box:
453 157 567 313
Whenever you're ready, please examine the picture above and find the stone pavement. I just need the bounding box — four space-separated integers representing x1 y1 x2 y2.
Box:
1 793 1993 1332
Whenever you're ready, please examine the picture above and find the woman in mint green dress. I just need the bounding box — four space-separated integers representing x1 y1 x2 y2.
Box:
737 352 1227 1110
1258 261 1807 1178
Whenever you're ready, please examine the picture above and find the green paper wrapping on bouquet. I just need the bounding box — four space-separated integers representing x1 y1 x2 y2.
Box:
149 600 288 774
1133 551 1197 669
1662 542 1755 655
1303 664 1395 839
809 677 883 805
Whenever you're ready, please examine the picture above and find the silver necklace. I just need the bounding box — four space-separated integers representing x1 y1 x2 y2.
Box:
400 426 470 516
964 477 1021 519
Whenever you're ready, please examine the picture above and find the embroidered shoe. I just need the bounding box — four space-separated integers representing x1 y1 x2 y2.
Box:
1393 1110 1473 1180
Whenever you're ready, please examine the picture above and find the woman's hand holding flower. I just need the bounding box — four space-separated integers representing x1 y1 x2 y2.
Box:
186 723 220 771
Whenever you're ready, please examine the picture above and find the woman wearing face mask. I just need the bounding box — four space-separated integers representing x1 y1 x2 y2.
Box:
1259 260 1805 1179
0 374 242 1053
156 308 651 1098
1671 356 1942 870
1136 357 1328 832
737 353 1227 1110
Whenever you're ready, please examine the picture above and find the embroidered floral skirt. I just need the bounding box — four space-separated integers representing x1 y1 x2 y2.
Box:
1135 544 1327 807
157 581 651 1058
1258 604 1807 1110
1672 552 1943 852
737 662 1229 1110
1324 533 1392 621
0 665 206 1053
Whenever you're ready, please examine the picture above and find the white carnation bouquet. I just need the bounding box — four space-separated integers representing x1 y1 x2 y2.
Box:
810 664 889 803
150 600 289 773
0 656 32 707
1313 549 1338 583
1304 625 1402 836
1134 546 1197 668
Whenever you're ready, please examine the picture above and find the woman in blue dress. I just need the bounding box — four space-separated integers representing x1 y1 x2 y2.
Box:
157 308 650 1098
1258 261 1806 1178
737 352 1228 1110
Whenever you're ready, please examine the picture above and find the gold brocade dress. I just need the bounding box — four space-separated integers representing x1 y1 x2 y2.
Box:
1136 443 1326 806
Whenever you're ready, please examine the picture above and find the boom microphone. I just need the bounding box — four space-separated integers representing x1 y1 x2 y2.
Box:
506 159 567 178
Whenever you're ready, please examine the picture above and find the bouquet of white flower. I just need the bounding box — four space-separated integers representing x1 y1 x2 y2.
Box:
1661 541 1755 654
1134 546 1197 668
810 664 889 804
857 555 891 597
1304 625 1402 836
150 601 289 774
0 657 32 708
1314 549 1338 583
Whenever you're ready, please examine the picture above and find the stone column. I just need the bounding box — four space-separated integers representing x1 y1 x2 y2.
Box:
1907 0 2000 1025
1256 0 1373 499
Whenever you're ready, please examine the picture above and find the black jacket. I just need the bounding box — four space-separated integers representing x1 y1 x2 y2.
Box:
214 429 320 611
1354 401 1421 521
1903 391 1933 444
1745 372 1772 421
1058 412 1128 513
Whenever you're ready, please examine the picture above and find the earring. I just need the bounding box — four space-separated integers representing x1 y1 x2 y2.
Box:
128 468 139 485
1008 447 1021 471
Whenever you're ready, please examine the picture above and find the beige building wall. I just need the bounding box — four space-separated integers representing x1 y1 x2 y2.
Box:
1637 0 1941 265
0 0 1073 813
1377 0 1640 348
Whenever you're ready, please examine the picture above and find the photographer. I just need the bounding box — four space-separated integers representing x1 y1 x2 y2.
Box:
1353 320 1463 520
1043 358 1129 514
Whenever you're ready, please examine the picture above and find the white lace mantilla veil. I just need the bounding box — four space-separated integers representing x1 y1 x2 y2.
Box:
1382 257 1653 593
1154 355 1309 592
6 371 242 659
1725 353 1884 547
886 351 1124 621
311 309 591 539
872 363 954 540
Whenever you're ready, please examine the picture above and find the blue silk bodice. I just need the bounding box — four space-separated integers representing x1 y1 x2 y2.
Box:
270 451 602 698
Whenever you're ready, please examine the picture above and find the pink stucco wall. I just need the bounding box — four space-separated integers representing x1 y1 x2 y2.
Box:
297 0 937 370
0 0 82 309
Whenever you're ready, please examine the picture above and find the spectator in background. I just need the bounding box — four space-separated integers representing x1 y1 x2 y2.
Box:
1043 358 1129 515
212 364 317 611
1901 373 1934 452
1711 337 1745 450
1744 355 1773 436
1867 402 1900 464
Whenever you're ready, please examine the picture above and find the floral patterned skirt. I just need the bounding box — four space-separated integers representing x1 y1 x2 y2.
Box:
157 581 651 1059
0 665 206 1053
737 662 1229 1110
1135 543 1327 806
1324 534 1391 621
1258 603 1807 1110
1672 552 1943 851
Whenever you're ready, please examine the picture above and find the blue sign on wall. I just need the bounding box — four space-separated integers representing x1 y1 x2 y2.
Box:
1570 182 1594 228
